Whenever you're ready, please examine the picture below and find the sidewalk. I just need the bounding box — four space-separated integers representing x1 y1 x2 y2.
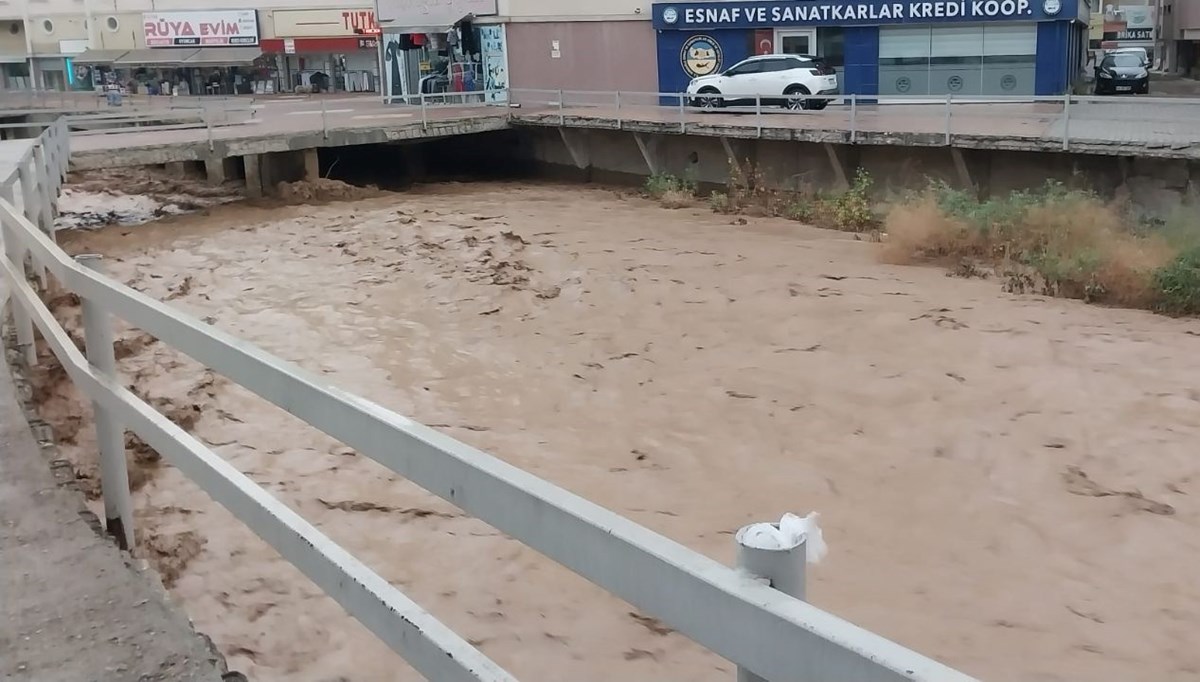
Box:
0 291 228 682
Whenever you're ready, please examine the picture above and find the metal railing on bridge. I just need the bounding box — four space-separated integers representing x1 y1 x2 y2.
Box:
0 116 976 682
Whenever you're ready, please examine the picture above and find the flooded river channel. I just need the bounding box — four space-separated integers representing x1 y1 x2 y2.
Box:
38 178 1200 682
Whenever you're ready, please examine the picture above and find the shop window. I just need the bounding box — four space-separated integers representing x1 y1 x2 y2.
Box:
817 28 845 68
880 24 1035 97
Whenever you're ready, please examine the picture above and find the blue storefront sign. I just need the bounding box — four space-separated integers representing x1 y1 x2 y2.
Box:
654 0 1075 28
653 0 1086 98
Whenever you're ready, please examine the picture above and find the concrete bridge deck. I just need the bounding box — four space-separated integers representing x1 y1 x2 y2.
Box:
43 94 1200 174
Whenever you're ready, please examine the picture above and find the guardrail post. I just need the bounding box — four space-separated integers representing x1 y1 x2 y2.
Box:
421 92 428 131
678 93 686 134
734 523 807 682
615 91 622 130
558 89 565 126
1 181 37 368
75 254 135 552
1062 92 1071 152
944 93 952 145
755 95 763 138
850 93 857 144
321 98 329 140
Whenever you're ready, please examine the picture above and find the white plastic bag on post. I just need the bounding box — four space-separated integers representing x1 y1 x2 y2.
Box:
740 512 827 563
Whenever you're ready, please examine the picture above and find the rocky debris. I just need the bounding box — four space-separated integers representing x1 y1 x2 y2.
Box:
141 530 206 588
275 179 383 204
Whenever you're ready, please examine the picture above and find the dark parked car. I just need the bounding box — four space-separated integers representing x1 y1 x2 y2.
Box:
1094 53 1149 95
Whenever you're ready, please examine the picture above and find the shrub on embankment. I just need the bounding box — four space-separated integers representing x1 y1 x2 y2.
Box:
643 163 879 233
883 181 1200 315
642 166 1200 316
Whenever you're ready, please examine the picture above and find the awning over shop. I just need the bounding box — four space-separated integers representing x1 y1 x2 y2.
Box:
114 48 198 66
184 47 263 66
70 49 128 64
260 37 376 53
0 55 28 64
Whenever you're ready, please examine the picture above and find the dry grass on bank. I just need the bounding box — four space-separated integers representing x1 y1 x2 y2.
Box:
643 166 1200 316
882 182 1200 314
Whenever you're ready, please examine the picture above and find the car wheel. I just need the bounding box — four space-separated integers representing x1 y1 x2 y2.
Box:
697 88 723 109
783 85 808 110
806 100 829 111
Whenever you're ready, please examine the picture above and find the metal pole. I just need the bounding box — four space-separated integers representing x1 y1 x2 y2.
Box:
1 182 36 368
75 254 135 552
734 523 807 682
615 90 622 130
321 97 329 140
206 110 214 152
1062 92 1071 152
421 91 428 131
850 93 858 144
755 94 762 138
558 89 565 126
679 93 686 134
944 93 952 145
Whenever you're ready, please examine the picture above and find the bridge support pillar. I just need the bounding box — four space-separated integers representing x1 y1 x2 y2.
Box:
243 154 263 198
633 133 661 175
205 157 227 184
303 148 320 182
558 128 590 170
823 143 850 192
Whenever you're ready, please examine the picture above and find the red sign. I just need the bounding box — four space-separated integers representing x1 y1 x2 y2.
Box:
342 10 381 36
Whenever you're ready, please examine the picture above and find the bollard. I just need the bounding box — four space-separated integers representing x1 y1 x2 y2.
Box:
421 91 428 131
558 89 565 126
850 93 858 144
735 522 807 682
678 93 686 133
76 255 135 552
1062 92 1071 152
944 93 953 145
321 98 329 140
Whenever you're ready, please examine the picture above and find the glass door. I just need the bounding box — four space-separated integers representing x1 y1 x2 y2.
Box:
775 28 817 57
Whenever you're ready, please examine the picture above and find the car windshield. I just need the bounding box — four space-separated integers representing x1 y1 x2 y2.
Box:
1104 54 1143 68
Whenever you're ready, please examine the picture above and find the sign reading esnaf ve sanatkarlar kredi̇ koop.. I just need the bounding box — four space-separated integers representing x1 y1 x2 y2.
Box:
652 0 1071 28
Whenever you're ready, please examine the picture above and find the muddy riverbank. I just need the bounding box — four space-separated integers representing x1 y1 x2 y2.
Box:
32 179 1200 682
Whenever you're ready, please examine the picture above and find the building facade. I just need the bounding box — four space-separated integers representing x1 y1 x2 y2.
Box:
1 0 385 92
1156 0 1200 75
652 0 1092 96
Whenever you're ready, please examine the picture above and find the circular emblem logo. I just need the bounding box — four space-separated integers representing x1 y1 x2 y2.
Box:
681 35 722 78
896 76 912 93
662 7 679 24
1043 0 1061 15
1000 74 1017 90
948 75 964 91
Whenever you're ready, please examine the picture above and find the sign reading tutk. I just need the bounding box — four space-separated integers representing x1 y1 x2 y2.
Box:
143 10 260 47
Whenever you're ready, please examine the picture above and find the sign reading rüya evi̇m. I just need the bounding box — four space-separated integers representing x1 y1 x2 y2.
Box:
653 0 1072 29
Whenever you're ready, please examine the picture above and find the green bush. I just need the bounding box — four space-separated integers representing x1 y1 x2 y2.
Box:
782 198 813 222
708 191 731 213
1153 245 1200 315
644 173 696 199
830 168 874 231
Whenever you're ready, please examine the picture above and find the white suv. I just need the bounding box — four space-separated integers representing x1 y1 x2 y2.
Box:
687 54 839 111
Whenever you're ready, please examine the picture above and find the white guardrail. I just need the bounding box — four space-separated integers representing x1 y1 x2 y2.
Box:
0 118 977 682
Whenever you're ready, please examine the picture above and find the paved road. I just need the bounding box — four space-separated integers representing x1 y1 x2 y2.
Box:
0 304 227 681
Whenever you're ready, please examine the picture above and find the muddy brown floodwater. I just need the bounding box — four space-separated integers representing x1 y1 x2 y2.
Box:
40 180 1200 682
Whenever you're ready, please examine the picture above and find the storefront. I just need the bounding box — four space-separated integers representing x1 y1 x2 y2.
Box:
376 0 502 102
127 10 266 95
263 9 382 93
652 0 1090 97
